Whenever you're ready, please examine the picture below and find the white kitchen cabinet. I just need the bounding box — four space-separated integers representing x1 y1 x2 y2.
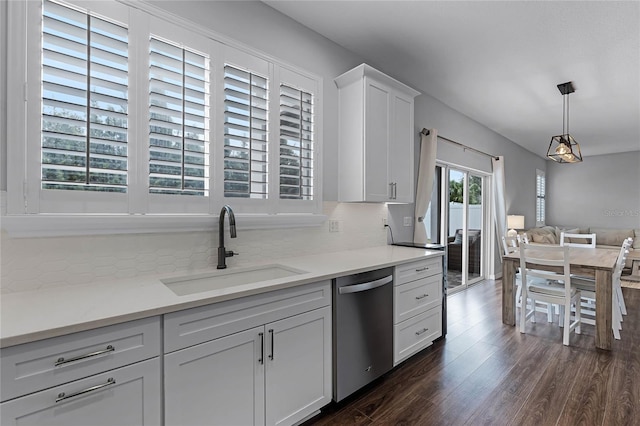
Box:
335 63 420 203
164 282 332 426
0 317 161 426
266 306 332 426
393 257 444 365
164 327 265 426
0 358 161 426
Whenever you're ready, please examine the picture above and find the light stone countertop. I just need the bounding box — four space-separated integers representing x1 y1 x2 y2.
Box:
0 245 443 348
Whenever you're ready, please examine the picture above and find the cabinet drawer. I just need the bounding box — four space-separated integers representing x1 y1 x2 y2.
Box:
164 281 331 353
394 274 442 323
0 358 161 426
0 316 160 402
395 257 442 285
394 306 442 365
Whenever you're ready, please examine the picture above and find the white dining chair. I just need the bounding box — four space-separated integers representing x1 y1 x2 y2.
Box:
560 232 596 248
519 243 582 346
559 232 597 323
502 236 555 322
571 237 633 339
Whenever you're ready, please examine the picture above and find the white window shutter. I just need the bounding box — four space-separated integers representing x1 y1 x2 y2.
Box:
41 0 128 193
148 37 209 196
223 64 269 199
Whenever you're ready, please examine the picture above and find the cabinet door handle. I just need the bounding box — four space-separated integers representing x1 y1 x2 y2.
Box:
268 329 274 360
415 328 429 336
56 378 116 403
389 182 394 199
415 267 429 272
258 332 264 365
55 345 115 367
415 294 429 300
393 182 397 199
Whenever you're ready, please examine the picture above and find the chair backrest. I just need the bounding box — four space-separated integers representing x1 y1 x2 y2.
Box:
501 235 518 255
560 232 596 248
519 243 572 292
613 237 634 280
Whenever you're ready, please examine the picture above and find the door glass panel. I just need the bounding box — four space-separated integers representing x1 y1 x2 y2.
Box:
447 169 465 291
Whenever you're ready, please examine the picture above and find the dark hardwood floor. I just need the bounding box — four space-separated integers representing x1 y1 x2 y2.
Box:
304 279 640 426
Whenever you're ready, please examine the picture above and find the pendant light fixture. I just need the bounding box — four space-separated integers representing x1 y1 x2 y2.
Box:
547 81 583 163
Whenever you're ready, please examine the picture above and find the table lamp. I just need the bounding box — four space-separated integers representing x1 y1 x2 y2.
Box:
507 215 525 238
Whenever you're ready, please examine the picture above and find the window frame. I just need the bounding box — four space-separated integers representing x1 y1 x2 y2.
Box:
3 0 324 236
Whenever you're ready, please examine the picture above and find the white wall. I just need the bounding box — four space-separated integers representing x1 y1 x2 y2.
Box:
547 151 640 229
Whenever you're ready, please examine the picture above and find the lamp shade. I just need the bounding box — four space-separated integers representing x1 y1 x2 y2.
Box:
507 215 525 230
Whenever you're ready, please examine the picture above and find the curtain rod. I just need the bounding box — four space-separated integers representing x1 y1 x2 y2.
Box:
421 128 499 160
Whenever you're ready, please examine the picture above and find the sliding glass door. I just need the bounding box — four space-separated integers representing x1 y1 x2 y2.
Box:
425 164 486 292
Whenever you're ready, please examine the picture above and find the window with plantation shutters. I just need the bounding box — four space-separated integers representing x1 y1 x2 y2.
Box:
41 0 128 193
536 169 545 226
149 37 209 196
279 84 313 200
223 65 269 199
11 0 322 224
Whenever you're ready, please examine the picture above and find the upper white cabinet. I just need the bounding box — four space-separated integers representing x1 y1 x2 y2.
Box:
335 64 420 203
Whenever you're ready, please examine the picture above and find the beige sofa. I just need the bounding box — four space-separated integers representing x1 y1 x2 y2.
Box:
521 225 639 269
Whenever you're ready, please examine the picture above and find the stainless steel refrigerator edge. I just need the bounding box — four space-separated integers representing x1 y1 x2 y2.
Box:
332 267 394 402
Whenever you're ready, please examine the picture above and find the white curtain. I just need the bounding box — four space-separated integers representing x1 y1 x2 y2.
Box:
492 156 507 254
413 129 438 244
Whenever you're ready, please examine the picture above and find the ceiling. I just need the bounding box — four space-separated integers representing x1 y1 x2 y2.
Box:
264 0 640 159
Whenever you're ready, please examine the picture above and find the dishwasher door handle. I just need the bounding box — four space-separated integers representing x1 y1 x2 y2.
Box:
338 275 392 294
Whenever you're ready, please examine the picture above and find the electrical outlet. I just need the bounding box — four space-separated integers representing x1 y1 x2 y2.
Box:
329 220 341 232
403 216 412 227
381 217 388 228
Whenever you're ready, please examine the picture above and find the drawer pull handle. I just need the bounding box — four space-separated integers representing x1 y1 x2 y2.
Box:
415 328 429 336
55 345 115 367
415 294 429 300
259 332 264 365
56 378 116 403
415 267 429 272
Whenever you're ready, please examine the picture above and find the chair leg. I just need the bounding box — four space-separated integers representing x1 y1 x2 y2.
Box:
520 287 527 334
530 297 537 323
575 298 581 335
558 305 565 327
547 303 554 322
562 302 571 346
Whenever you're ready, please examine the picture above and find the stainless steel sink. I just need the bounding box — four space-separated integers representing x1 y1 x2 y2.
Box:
161 264 308 296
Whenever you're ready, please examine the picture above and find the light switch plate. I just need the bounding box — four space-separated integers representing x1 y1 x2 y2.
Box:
329 220 341 232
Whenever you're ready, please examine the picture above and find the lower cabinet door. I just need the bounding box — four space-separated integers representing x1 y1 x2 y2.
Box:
0 358 161 426
164 326 265 426
265 306 332 426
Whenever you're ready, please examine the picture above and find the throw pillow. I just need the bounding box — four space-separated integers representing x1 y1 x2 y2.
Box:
532 233 555 244
555 226 579 242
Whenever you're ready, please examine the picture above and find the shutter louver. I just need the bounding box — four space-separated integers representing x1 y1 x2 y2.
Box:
223 65 268 198
149 37 209 196
42 0 128 192
279 84 313 200
536 172 545 224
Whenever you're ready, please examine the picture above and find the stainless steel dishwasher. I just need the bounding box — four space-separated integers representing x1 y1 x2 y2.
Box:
333 267 393 402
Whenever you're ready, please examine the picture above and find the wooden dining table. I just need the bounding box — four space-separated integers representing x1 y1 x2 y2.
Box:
502 246 620 350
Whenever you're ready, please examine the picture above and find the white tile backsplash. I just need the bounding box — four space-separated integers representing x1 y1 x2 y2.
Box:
0 202 389 293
